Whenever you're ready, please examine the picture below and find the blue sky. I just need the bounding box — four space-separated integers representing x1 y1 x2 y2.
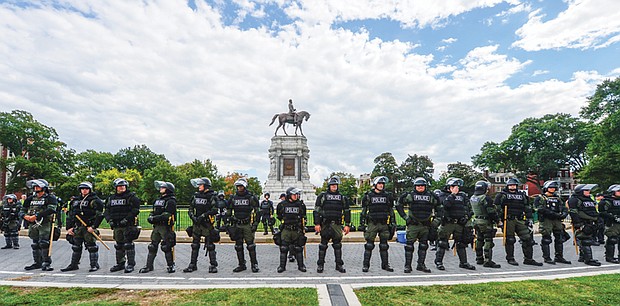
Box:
1 0 619 189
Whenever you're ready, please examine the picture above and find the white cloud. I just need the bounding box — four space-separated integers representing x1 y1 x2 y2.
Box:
0 1 613 187
532 70 549 76
513 0 620 50
442 38 458 44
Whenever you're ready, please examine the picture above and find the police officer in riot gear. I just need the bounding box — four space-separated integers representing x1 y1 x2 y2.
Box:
22 179 58 271
61 182 104 272
184 177 219 273
396 177 440 273
215 190 227 231
1 194 22 249
314 177 351 273
360 176 396 272
534 181 571 264
495 178 542 266
226 178 260 273
471 181 501 268
140 181 177 273
430 189 445 250
104 178 142 273
435 178 476 271
276 187 308 273
568 184 601 266
259 193 275 235
600 184 620 263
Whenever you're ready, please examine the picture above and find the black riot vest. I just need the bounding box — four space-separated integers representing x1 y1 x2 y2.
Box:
444 192 468 219
576 195 598 219
1 202 19 221
260 200 272 212
366 191 391 222
501 190 527 218
152 194 175 225
282 200 304 225
541 195 563 213
408 191 435 220
230 192 255 220
321 191 345 221
191 190 215 216
107 191 138 222
604 196 620 217
24 193 57 223
69 193 101 225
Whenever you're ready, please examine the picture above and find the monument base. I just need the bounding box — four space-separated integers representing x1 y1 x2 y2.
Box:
264 136 317 208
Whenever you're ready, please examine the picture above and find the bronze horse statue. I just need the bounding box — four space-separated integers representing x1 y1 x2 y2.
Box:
269 111 311 136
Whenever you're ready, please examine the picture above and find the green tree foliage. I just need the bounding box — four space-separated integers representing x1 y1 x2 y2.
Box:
578 77 620 188
472 113 592 190
94 168 143 201
0 110 74 193
371 152 399 193
140 160 184 205
314 172 359 201
114 144 167 174
75 150 116 178
398 154 434 190
438 162 484 195
223 172 262 197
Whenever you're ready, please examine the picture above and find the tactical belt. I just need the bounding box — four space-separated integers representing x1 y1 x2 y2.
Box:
283 224 300 230
475 216 489 220
235 218 251 225
322 219 342 225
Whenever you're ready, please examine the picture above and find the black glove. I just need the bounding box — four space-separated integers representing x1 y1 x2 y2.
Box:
119 218 128 227
147 215 155 224
458 217 469 225
196 214 206 224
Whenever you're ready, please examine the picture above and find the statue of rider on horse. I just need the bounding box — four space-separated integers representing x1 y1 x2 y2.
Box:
270 99 311 136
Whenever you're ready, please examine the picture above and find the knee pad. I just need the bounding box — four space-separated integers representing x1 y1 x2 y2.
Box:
419 242 429 251
438 240 450 250
404 244 414 252
148 243 158 253
319 243 328 251
87 245 98 253
31 243 40 250
364 242 375 251
235 244 244 252
280 245 289 253
114 243 123 251
39 240 50 249
332 243 342 250
541 235 553 245
123 242 135 251
247 244 256 252
161 244 172 253
506 236 516 245
72 244 83 252
206 244 216 251
379 243 389 251
191 243 200 250
608 237 619 245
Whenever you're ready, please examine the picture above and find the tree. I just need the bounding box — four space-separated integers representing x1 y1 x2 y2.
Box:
75 150 116 178
398 154 434 190
94 168 143 201
140 160 183 205
472 113 593 190
314 172 359 200
114 144 167 174
578 77 620 188
371 152 399 193
0 110 74 194
438 162 484 195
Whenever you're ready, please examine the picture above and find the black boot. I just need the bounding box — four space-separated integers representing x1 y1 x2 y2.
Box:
88 251 100 272
125 246 136 273
233 244 246 272
333 244 346 273
41 248 53 271
61 251 82 272
416 244 431 272
2 237 12 249
506 243 519 266
457 247 476 270
139 252 156 273
164 250 175 273
605 242 619 263
11 236 19 249
582 245 601 266
110 245 125 272
435 247 446 270
248 244 259 273
475 241 484 265
404 244 414 273
542 243 555 264
208 248 218 273
379 244 393 272
483 249 501 268
362 249 372 272
277 246 288 273
296 247 306 272
317 243 327 273
183 244 200 273
522 244 543 266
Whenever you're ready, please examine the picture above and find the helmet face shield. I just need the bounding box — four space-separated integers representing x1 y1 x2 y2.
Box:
234 178 248 188
190 178 205 188
27 179 48 189
447 178 464 187
608 184 620 193
154 180 167 189
78 182 93 190
372 176 388 186
582 184 598 191
113 178 129 187
328 176 341 186
413 177 428 186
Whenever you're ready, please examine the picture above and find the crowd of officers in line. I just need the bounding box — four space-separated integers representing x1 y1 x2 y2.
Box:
2 175 619 274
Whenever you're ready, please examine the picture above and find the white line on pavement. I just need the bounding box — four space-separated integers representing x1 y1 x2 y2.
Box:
87 275 186 280
0 271 33 275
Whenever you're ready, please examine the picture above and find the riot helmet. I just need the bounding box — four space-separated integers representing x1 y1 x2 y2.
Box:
264 192 270 198
474 181 490 193
155 180 175 193
372 176 388 186
3 194 17 202
234 178 248 189
286 187 301 201
78 181 93 191
542 181 559 193
26 179 49 190
328 176 341 186
113 178 129 187
607 184 620 193
506 178 520 186
190 177 211 188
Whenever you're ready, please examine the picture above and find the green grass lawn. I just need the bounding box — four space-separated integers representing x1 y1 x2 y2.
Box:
0 287 318 306
355 273 620 306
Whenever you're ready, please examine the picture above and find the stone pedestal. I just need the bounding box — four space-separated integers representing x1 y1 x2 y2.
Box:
264 136 316 208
